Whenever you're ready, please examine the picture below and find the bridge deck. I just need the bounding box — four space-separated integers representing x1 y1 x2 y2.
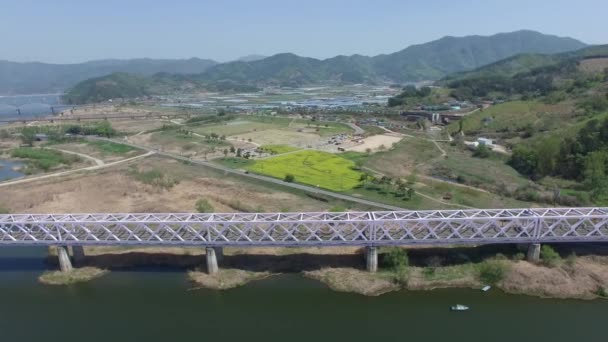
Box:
1 208 608 247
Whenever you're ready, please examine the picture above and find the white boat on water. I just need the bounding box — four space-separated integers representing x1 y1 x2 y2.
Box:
451 304 469 311
482 285 492 292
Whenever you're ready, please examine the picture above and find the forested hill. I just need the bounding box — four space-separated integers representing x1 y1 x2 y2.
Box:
0 58 218 95
199 30 586 85
443 45 608 82
62 72 260 104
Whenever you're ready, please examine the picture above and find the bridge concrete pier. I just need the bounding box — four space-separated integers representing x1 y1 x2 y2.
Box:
71 246 86 266
213 247 224 262
527 243 541 263
365 246 378 273
57 246 73 272
206 247 219 274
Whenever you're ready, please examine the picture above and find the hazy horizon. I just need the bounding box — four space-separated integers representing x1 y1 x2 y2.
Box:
2 0 607 64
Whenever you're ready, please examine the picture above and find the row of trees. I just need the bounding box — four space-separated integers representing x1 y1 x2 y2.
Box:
449 74 554 100
359 173 416 199
19 121 116 146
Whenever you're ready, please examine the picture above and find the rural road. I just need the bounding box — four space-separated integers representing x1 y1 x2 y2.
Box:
93 137 407 211
346 122 365 135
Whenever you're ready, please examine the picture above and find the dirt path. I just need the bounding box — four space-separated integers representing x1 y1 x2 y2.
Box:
0 151 154 188
48 147 105 166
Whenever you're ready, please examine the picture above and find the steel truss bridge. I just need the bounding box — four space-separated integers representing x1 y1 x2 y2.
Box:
1 208 608 247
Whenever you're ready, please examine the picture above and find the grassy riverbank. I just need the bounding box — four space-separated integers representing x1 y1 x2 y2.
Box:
40 245 608 299
39 267 108 285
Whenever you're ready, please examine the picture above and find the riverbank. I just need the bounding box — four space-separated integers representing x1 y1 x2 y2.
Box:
305 256 608 299
39 245 608 299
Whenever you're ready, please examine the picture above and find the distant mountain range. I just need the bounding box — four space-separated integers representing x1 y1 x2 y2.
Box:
0 58 218 95
1 30 590 95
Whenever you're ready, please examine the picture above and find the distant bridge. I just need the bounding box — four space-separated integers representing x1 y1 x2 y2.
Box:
3 208 607 272
0 112 192 124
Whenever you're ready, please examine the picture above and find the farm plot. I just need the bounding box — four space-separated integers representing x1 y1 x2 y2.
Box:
247 150 363 191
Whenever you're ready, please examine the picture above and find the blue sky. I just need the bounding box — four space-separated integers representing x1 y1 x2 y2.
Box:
2 0 606 63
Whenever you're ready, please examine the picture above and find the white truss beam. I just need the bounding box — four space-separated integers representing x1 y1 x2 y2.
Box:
1 208 608 247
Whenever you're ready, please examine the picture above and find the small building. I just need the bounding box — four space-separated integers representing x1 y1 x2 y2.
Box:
477 137 493 146
34 134 48 141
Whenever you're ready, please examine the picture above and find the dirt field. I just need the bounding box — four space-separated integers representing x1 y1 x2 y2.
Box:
0 156 350 213
346 134 403 152
237 129 322 147
128 132 229 159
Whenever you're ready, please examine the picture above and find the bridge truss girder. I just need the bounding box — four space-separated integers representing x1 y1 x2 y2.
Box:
1 208 608 247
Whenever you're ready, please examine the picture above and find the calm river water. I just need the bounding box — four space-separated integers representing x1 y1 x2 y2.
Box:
0 247 605 342
0 159 24 181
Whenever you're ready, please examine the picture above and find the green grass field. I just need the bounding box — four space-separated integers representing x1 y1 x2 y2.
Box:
260 144 301 154
87 141 136 154
448 100 575 136
247 150 363 191
10 147 80 173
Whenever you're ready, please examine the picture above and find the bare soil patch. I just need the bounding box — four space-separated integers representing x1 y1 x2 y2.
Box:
578 57 608 73
346 134 403 152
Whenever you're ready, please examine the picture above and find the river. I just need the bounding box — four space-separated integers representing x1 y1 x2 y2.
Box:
0 159 24 181
0 247 605 341
0 94 72 121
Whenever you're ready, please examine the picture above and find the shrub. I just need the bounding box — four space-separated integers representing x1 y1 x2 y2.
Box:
596 286 608 298
393 265 410 285
473 144 491 158
329 206 347 212
284 174 295 183
128 167 178 189
513 252 525 261
541 245 561 267
383 247 409 269
477 260 507 285
565 253 577 267
195 198 214 213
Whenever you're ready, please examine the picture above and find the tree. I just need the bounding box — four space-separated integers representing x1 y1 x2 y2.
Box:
536 138 560 177
236 148 242 158
20 127 36 146
509 146 538 178
223 149 228 158
359 173 369 187
583 150 608 200
407 187 415 200
229 146 236 154
473 144 491 158
95 121 115 137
